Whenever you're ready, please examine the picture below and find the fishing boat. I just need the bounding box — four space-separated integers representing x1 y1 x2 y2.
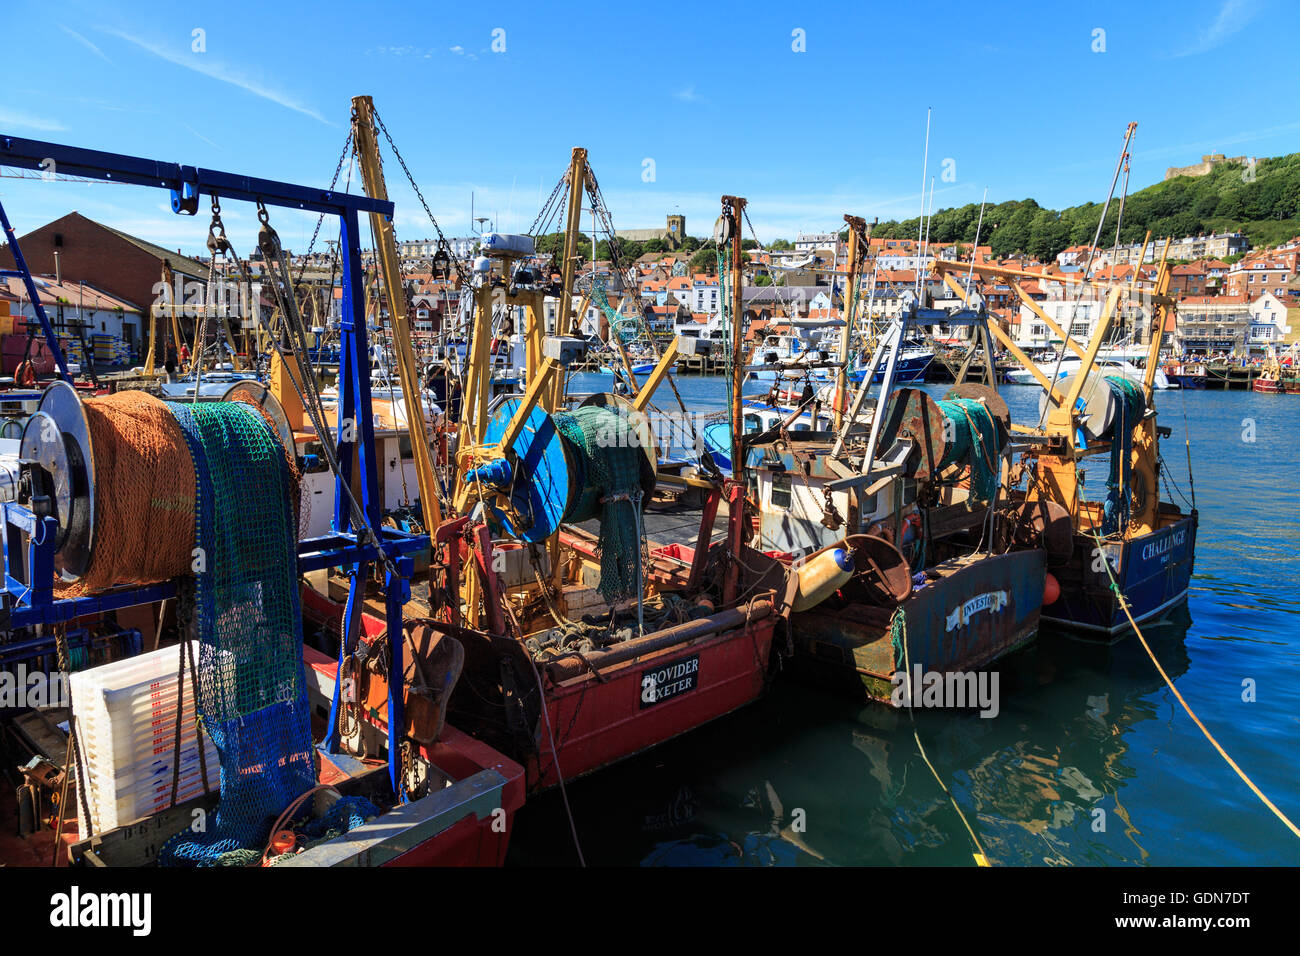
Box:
932 146 1199 639
848 343 934 385
738 215 1053 701
1164 360 1207 389
1005 354 1171 390
0 115 529 867
700 395 832 474
1251 351 1298 394
424 177 790 795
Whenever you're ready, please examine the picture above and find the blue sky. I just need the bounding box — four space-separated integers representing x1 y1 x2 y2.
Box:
2 0 1295 258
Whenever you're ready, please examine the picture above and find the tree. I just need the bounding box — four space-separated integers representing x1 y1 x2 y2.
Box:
688 249 717 274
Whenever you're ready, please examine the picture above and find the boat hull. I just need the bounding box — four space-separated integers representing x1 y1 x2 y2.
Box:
788 549 1046 702
1041 512 1198 639
847 352 934 385
527 613 776 789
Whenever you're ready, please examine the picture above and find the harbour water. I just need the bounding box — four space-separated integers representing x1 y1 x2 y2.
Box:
508 375 1300 866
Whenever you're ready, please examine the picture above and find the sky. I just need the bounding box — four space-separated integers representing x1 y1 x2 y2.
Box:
1 0 1296 259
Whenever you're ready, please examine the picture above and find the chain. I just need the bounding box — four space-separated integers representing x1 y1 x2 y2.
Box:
294 130 354 290
529 173 568 238
370 107 465 283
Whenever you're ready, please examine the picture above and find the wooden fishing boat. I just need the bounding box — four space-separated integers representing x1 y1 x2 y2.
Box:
366 164 791 796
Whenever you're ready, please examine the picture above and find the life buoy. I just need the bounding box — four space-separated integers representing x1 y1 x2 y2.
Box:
15 362 36 388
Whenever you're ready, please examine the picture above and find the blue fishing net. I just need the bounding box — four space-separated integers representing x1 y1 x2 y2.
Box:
155 401 321 866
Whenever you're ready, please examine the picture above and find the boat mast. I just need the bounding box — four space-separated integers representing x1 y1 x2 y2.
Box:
834 215 872 432
546 147 589 414
352 94 442 531
722 194 747 604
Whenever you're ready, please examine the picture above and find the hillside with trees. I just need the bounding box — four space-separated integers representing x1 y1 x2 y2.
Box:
865 152 1300 261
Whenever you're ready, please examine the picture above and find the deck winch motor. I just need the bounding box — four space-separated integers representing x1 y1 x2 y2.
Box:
464 393 657 603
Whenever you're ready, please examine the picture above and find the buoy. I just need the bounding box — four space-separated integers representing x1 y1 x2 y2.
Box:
791 547 855 612
270 829 297 855
1044 572 1061 606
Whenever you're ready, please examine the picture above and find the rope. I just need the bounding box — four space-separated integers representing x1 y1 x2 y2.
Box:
1081 520 1300 842
892 607 991 866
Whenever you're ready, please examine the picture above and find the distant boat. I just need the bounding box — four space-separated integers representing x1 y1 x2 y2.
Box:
847 345 933 385
701 396 848 475
1164 361 1206 390
1006 356 1170 390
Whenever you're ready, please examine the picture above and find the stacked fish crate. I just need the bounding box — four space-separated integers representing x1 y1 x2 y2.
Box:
58 336 86 367
69 643 219 835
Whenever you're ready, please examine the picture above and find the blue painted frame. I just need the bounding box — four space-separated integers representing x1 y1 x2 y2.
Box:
0 131 421 797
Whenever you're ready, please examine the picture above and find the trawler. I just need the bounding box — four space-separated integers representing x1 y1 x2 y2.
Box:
736 214 1055 700
932 244 1198 633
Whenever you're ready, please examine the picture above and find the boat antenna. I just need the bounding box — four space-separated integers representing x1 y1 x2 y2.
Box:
919 176 936 300
1037 122 1137 426
962 187 989 305
914 108 931 299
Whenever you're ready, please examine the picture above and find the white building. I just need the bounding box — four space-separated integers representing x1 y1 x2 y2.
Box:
1015 298 1106 349
1247 292 1291 352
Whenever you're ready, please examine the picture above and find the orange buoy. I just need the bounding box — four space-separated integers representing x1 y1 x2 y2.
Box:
1044 572 1061 606
270 829 297 855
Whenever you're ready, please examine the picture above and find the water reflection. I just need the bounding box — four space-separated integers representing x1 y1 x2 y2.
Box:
508 606 1196 867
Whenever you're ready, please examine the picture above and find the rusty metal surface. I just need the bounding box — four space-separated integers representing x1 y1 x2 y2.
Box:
943 383 1011 434
995 499 1074 566
844 534 912 605
789 549 1046 701
879 387 948 481
902 550 1044 674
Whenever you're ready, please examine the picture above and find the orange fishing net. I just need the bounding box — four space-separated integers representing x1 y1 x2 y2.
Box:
57 391 196 596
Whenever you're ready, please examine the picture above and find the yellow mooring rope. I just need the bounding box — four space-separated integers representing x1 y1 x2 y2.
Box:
893 607 991 866
1085 524 1300 842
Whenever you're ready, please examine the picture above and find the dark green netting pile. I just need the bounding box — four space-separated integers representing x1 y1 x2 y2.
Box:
156 401 375 866
937 398 1002 506
554 405 646 604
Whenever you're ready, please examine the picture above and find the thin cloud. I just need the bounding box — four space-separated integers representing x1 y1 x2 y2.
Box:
675 86 705 103
97 26 332 125
60 25 113 64
0 108 66 133
184 124 222 149
448 45 478 61
1170 0 1261 58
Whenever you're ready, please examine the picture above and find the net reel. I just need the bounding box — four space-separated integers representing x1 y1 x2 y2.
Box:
1037 371 1148 443
19 381 96 581
463 396 657 544
16 380 295 584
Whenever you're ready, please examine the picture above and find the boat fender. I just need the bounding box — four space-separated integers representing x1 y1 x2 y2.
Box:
791 547 855 612
1044 572 1061 606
